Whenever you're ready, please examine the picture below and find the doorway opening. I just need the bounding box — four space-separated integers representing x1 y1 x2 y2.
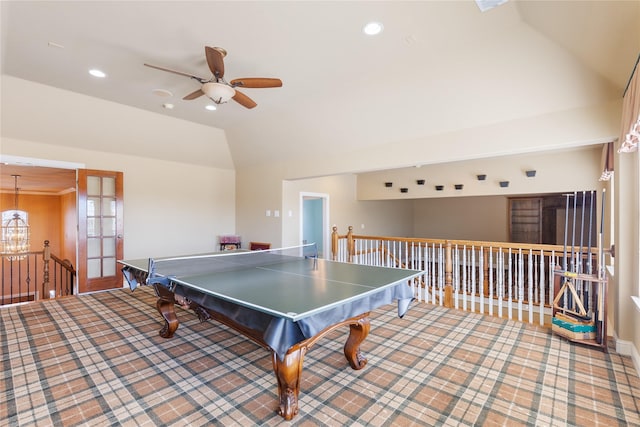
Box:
300 192 329 258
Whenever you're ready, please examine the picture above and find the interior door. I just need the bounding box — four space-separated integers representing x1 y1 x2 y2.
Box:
301 193 329 258
77 169 124 293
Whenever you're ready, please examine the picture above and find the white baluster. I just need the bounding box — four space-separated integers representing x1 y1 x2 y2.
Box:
539 250 545 326
498 248 503 318
489 246 499 316
528 249 534 324
518 249 523 322
508 248 513 320
471 246 476 314
462 245 467 311
479 246 484 315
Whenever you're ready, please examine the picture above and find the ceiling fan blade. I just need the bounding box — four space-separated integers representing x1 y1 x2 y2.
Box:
144 63 206 82
205 46 225 78
232 90 257 109
230 78 283 88
183 89 205 100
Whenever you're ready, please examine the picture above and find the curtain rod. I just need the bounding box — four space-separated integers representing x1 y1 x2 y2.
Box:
623 52 640 98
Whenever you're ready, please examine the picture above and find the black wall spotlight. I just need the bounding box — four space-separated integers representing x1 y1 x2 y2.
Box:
455 184 463 190
435 185 444 191
400 187 408 193
416 179 425 185
385 182 393 187
525 170 536 178
499 181 509 188
477 174 487 181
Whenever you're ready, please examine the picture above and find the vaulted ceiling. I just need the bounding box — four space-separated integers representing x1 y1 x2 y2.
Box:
1 1 639 176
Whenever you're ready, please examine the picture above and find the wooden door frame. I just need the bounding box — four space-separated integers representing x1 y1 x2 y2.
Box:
77 169 124 293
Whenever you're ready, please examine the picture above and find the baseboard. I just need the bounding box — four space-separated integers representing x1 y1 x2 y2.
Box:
614 334 640 378
631 342 640 379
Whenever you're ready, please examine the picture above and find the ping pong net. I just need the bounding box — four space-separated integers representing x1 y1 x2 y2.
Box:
140 243 318 290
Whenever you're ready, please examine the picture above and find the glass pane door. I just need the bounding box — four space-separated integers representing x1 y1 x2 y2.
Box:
78 169 123 293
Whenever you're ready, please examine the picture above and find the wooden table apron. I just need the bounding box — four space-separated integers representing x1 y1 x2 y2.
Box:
122 266 414 421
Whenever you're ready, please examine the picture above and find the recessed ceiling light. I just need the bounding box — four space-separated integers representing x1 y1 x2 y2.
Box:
89 69 106 78
152 88 173 98
162 103 174 109
205 105 217 111
363 21 383 36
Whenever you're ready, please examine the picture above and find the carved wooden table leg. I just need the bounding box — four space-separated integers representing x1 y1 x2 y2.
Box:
272 346 307 420
154 285 179 338
344 315 370 370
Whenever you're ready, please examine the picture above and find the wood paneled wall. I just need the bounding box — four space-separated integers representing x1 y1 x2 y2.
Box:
0 192 76 260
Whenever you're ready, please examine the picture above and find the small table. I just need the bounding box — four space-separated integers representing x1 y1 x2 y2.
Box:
120 247 421 420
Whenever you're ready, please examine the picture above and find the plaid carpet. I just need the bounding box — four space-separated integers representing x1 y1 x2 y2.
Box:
1 287 638 426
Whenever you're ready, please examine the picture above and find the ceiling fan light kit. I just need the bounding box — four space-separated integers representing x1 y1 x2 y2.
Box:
202 82 235 104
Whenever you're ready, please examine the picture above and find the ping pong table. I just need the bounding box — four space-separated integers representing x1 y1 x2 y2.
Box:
120 244 422 420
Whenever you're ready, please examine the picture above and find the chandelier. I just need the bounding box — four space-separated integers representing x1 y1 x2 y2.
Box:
1 175 30 259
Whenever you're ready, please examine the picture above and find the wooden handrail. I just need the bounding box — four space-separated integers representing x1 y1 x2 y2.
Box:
334 231 604 260
51 253 76 275
330 226 607 327
347 234 604 255
1 240 75 305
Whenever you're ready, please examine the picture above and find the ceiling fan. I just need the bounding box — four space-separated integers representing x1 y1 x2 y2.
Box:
144 46 282 109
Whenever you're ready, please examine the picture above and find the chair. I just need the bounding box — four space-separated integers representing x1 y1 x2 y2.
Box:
249 242 271 251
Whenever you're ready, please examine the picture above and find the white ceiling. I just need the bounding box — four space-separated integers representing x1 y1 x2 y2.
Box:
1 1 639 173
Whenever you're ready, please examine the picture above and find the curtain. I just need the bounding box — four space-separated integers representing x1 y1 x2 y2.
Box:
600 141 614 181
618 55 640 153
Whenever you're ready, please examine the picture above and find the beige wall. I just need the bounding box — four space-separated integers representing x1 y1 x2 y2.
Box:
613 149 639 358
357 147 603 200
281 174 414 251
2 76 233 170
237 171 415 254
2 138 236 260
1 75 236 259
234 89 620 253
412 196 509 241
254 101 621 181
